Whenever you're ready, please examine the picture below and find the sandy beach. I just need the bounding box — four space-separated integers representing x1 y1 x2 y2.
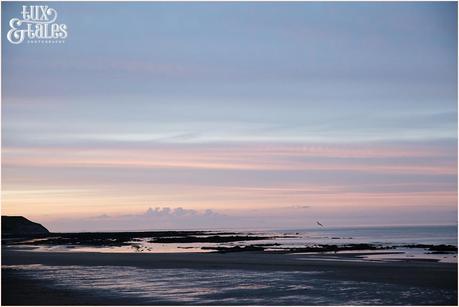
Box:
2 248 457 305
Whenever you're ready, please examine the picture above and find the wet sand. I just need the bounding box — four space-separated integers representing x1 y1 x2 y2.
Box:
2 271 144 306
2 248 458 305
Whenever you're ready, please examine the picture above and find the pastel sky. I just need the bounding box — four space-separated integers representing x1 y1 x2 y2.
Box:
2 2 457 232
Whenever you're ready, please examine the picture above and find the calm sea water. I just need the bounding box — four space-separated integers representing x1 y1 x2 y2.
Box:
38 224 457 255
274 224 458 245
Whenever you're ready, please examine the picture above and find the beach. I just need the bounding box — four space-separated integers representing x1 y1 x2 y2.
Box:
2 247 457 305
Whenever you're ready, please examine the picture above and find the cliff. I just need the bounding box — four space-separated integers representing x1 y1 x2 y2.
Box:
2 216 50 235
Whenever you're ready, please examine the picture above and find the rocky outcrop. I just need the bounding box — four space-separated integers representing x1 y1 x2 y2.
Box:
2 216 49 235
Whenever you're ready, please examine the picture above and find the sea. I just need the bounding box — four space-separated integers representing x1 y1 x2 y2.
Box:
29 224 458 260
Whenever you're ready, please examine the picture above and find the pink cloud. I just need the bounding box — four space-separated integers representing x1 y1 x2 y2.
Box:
3 141 456 175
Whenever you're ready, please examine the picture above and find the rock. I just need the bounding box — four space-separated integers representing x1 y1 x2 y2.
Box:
2 216 49 235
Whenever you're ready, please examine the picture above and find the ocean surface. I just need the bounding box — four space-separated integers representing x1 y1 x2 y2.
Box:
3 264 457 305
29 225 457 262
278 224 457 244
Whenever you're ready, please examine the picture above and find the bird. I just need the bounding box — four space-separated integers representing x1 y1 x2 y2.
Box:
316 221 324 227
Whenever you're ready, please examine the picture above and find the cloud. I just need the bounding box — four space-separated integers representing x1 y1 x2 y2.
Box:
142 207 221 218
36 203 457 233
3 140 457 175
94 214 110 219
36 207 238 232
115 207 223 219
286 205 311 209
69 207 230 232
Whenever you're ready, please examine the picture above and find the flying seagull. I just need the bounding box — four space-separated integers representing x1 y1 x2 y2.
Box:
316 221 324 227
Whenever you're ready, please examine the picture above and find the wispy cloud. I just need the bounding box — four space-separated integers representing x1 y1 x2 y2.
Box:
3 140 456 174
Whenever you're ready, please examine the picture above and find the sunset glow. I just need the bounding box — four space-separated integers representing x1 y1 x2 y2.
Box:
2 2 457 231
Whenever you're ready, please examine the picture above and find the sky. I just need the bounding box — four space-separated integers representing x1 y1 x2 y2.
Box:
1 2 457 232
